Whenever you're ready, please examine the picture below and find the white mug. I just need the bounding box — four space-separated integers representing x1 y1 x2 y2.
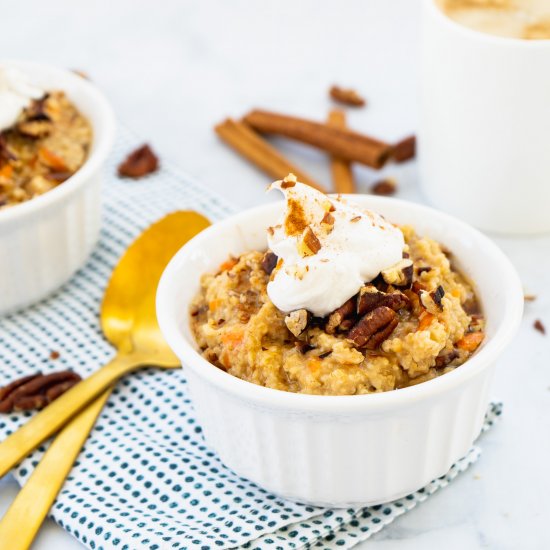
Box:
418 0 550 235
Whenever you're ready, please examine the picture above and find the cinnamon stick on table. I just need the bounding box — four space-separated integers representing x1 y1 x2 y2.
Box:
215 118 325 192
243 109 392 169
327 110 356 194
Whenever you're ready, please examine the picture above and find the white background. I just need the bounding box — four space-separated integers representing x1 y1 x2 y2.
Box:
1 1 549 548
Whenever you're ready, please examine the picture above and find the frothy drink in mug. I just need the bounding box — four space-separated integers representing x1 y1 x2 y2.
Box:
437 0 550 39
419 0 550 234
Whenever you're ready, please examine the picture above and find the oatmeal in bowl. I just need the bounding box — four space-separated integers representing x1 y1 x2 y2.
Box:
0 61 114 314
191 176 485 395
157 176 523 506
0 66 93 209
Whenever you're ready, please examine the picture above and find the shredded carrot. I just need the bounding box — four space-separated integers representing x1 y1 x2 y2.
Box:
220 328 244 349
208 299 222 312
307 358 321 374
0 164 13 179
456 332 484 351
417 312 435 332
38 147 68 171
219 258 238 272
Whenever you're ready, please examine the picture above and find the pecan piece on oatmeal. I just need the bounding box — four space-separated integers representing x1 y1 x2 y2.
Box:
380 258 413 289
261 251 278 275
118 144 159 178
285 309 311 338
0 370 82 413
325 297 356 334
356 284 410 316
420 285 446 312
347 306 398 349
435 349 459 368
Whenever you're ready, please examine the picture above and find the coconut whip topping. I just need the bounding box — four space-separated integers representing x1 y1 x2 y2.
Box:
0 66 44 132
266 175 405 317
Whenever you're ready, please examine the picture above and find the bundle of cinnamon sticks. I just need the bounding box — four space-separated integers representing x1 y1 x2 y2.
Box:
215 107 415 194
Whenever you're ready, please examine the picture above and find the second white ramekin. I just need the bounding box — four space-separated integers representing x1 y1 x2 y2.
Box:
157 196 523 507
0 61 115 315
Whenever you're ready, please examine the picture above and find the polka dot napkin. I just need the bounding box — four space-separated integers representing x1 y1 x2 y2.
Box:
0 128 502 549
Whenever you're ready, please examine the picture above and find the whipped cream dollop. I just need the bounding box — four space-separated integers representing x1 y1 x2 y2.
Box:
266 177 405 317
0 66 45 132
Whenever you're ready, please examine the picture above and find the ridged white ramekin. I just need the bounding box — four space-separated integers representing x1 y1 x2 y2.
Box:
157 196 523 507
0 61 115 315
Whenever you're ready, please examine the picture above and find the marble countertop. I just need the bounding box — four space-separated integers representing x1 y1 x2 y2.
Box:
1 0 548 548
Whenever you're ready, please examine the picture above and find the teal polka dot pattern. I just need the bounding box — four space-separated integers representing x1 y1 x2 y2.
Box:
0 128 503 550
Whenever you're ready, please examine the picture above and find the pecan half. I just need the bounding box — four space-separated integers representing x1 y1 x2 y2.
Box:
325 297 356 334
285 309 311 338
347 306 398 349
393 135 416 163
0 370 82 413
118 144 159 178
357 284 410 316
261 251 278 275
329 85 366 107
380 259 413 289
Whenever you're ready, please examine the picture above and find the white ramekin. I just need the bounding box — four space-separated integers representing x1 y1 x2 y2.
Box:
0 61 115 315
157 196 523 507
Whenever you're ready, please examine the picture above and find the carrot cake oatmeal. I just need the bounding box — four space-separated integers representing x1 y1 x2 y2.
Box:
0 66 92 209
190 175 484 396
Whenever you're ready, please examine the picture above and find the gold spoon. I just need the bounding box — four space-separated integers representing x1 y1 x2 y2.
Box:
0 211 210 481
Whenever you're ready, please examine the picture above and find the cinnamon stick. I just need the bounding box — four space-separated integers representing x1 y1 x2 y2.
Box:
215 118 325 192
243 109 392 169
327 110 356 194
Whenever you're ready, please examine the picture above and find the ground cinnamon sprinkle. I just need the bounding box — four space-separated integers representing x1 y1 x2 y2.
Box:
284 198 308 236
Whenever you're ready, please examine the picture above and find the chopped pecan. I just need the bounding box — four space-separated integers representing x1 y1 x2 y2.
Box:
26 95 51 121
321 211 335 228
347 306 398 349
261 251 278 275
329 85 366 107
380 259 413 289
281 173 297 188
298 226 322 256
393 135 416 163
371 178 397 196
17 119 52 138
357 284 410 315
534 319 546 335
416 266 432 275
420 285 445 312
0 370 82 414
295 341 314 354
435 349 459 368
285 309 311 338
430 286 445 310
118 144 159 178
50 350 60 360
0 134 16 164
325 297 356 334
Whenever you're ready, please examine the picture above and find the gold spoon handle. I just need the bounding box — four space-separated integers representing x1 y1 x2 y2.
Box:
0 354 138 479
0 390 112 550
